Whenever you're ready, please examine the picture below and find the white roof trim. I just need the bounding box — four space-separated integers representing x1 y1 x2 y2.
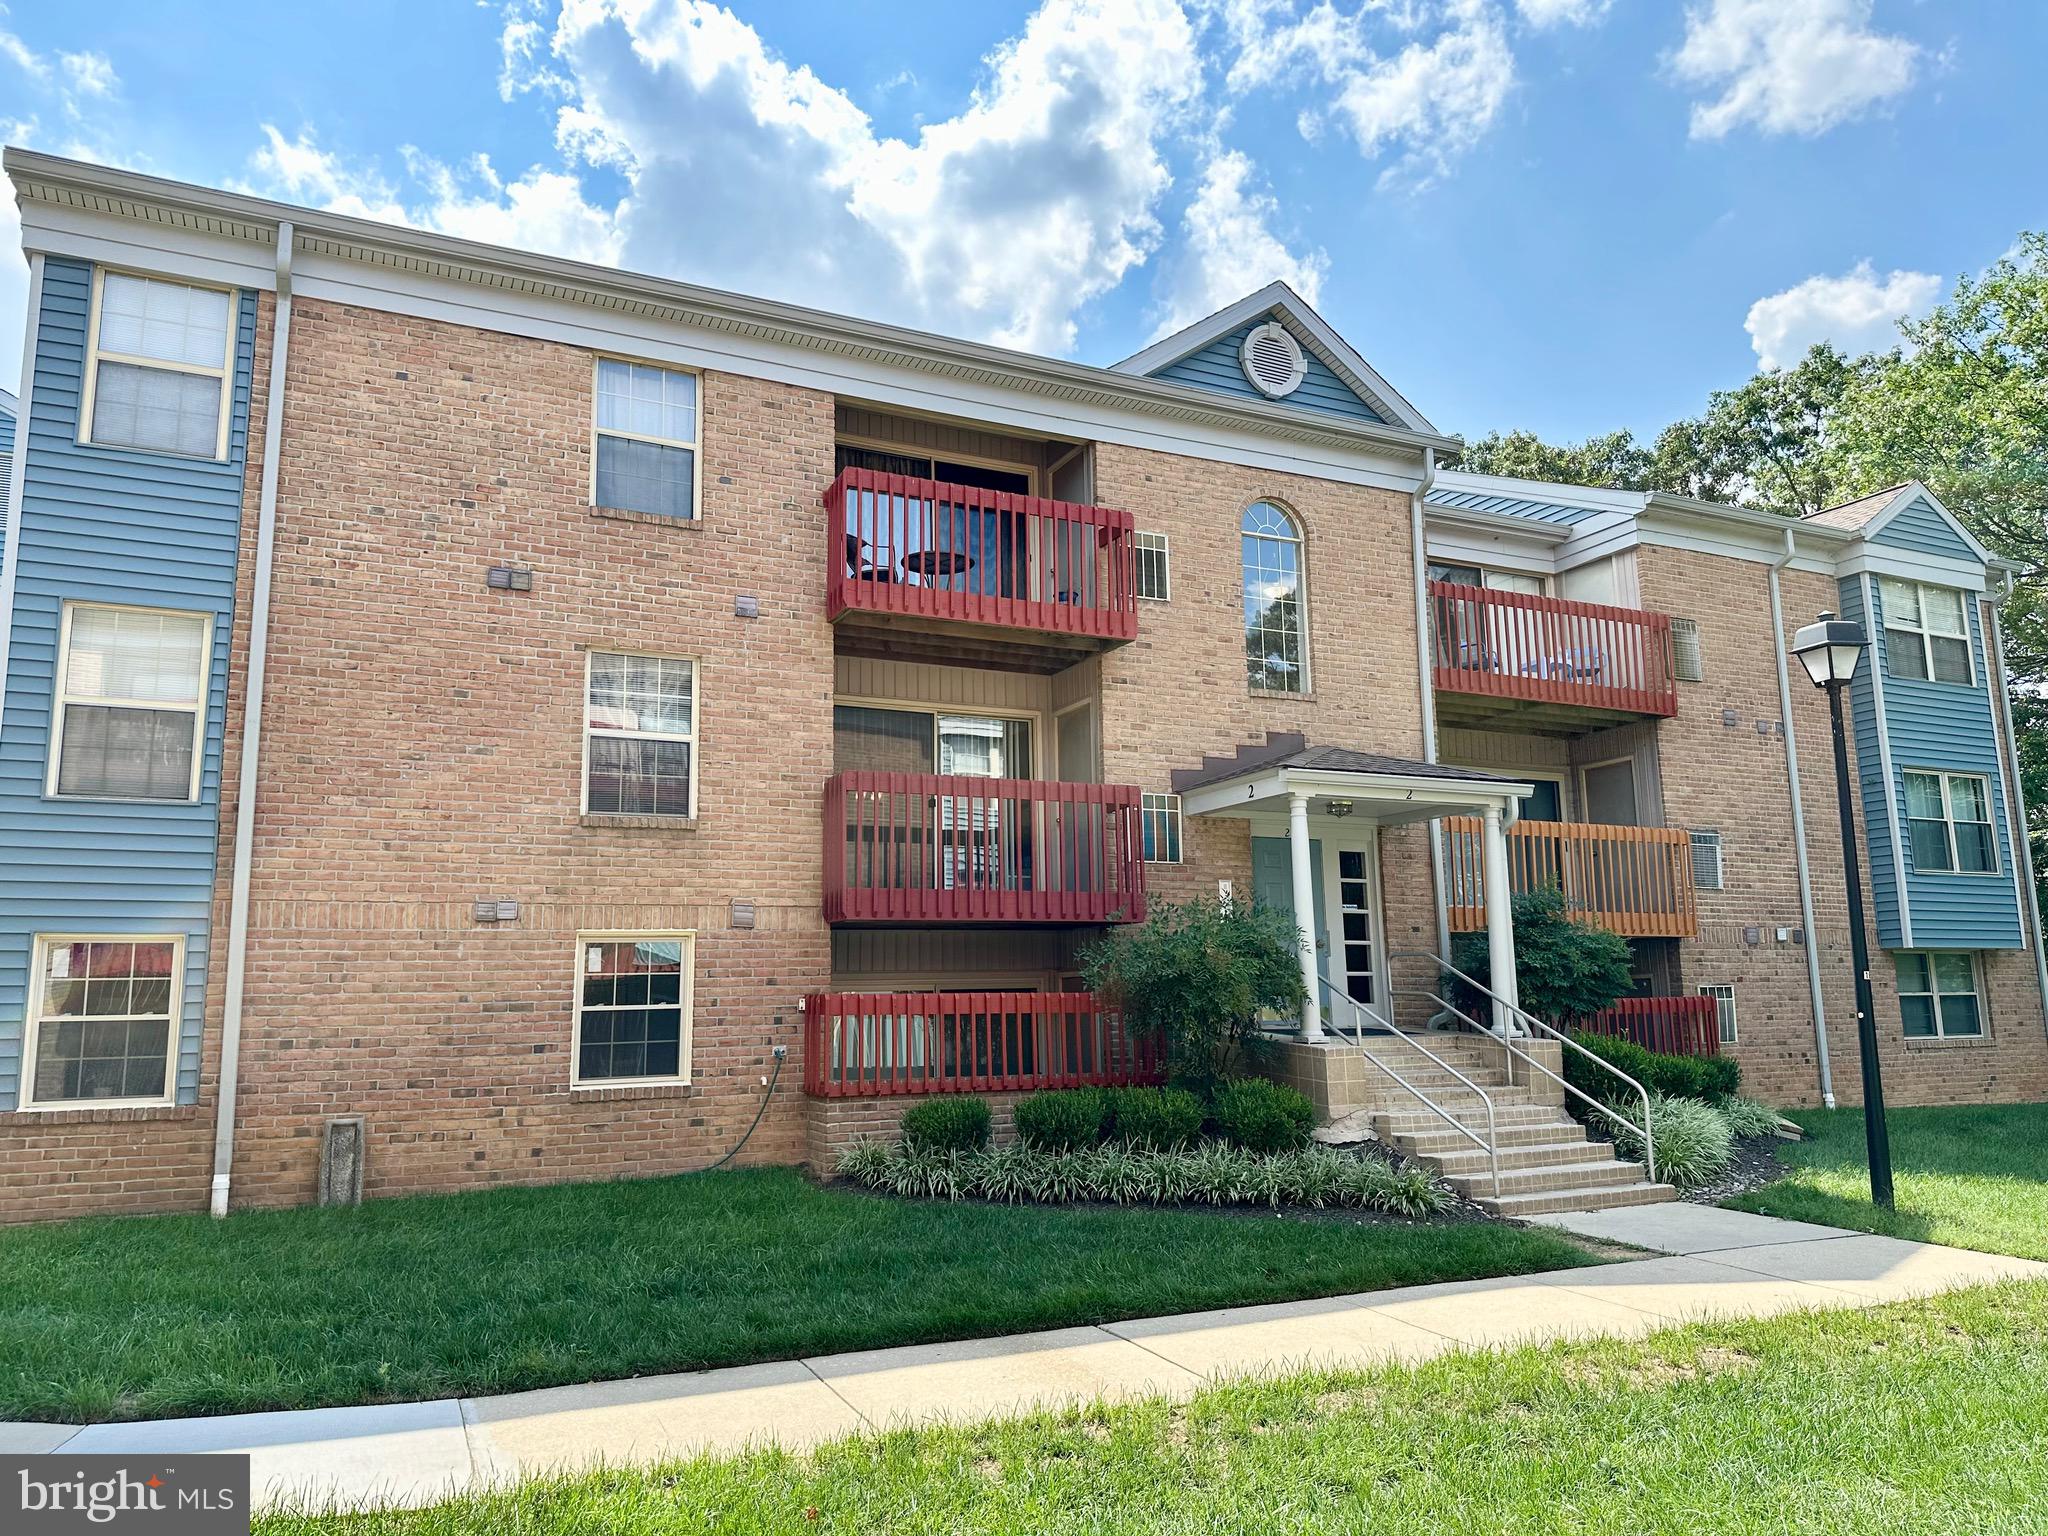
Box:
1851 481 1998 567
1111 281 1438 437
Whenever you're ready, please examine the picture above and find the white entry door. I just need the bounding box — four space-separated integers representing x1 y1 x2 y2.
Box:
1319 839 1381 1009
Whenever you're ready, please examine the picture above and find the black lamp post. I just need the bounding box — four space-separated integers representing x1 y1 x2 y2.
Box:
1790 611 1895 1209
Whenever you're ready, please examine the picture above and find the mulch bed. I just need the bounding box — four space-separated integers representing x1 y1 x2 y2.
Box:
1678 1133 1791 1205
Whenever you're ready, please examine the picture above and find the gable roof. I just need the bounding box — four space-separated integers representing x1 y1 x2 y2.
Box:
1111 282 1437 437
1804 481 1995 565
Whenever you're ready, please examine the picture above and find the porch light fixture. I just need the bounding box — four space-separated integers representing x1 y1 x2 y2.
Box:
1324 799 1355 818
1791 610 1894 1209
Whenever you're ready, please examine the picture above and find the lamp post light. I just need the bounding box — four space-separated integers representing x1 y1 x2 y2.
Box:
1790 610 1895 1209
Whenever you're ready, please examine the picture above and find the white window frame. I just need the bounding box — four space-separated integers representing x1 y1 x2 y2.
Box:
47 601 213 804
77 268 236 462
20 932 184 1111
834 437 1042 494
1698 983 1737 1046
1141 792 1183 864
570 930 696 1088
1689 829 1724 890
1242 500 1311 694
1134 531 1171 602
582 650 700 819
1881 577 1974 686
1670 616 1705 683
1903 769 1999 876
591 356 703 520
1895 951 1985 1040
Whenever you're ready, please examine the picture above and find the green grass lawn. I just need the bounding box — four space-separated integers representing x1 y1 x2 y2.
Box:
0 1166 1595 1424
259 1278 2048 1536
1725 1101 2048 1261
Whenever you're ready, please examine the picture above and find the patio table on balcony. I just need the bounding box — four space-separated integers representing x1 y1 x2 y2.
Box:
900 549 975 587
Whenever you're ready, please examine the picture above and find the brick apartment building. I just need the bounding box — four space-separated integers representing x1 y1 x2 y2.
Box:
0 148 2043 1222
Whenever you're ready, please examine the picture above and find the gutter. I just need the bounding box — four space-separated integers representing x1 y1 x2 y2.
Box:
1410 447 1453 959
0 255 42 753
1768 528 1836 1107
1987 579 2048 1039
210 221 293 1217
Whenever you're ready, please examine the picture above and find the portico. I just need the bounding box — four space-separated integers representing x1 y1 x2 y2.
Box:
1172 739 1533 1038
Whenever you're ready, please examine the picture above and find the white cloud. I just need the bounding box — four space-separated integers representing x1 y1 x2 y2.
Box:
1215 0 1514 188
58 51 116 98
1155 148 1326 336
1513 0 1608 26
516 0 1203 354
1670 0 1918 140
1744 260 1941 368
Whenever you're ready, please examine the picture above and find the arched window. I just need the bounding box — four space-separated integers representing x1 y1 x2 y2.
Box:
1242 502 1307 692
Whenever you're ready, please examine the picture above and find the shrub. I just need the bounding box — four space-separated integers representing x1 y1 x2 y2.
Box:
1719 1094 1783 1139
1211 1078 1315 1152
1105 1086 1205 1150
899 1095 992 1153
1079 898 1305 1092
1565 1032 1742 1106
1013 1088 1109 1150
1452 887 1634 1024
1608 1094 1735 1192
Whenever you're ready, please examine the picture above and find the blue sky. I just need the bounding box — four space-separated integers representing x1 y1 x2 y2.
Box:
1 0 2039 443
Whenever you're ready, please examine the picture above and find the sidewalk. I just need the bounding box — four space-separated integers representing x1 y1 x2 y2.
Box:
6 1206 2042 1513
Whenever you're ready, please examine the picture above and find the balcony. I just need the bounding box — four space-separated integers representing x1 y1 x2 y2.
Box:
824 772 1146 925
1429 581 1677 734
1443 818 1698 939
803 990 1163 1097
1573 995 1722 1057
826 467 1139 671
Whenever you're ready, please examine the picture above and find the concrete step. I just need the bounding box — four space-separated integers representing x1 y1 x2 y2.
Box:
1395 1119 1594 1153
1441 1158 1649 1200
1355 1086 1560 1118
1372 1104 1566 1136
1415 1138 1612 1176
1474 1182 1680 1216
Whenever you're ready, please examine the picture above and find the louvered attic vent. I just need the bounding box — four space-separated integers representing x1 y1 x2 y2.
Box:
1240 320 1307 400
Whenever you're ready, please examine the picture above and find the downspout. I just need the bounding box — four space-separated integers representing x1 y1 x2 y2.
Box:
210 221 293 1218
0 255 45 748
1987 579 2048 1038
1769 528 1836 1107
1409 447 1451 959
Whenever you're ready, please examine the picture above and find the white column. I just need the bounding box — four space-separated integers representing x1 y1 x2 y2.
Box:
1288 792 1324 1040
1481 802 1520 1035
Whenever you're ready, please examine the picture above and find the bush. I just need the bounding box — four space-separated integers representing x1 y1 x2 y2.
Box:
899 1095 992 1153
1079 898 1305 1092
1607 1094 1735 1192
1565 1031 1742 1106
1719 1094 1783 1139
1211 1078 1315 1152
1013 1088 1109 1150
1105 1086 1206 1150
1452 887 1634 1024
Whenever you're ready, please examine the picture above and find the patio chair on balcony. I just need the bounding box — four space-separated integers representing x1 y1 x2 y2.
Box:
845 533 894 584
1519 646 1607 684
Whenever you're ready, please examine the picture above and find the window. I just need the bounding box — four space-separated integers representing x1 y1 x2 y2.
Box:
834 444 1034 494
24 936 181 1108
1689 830 1724 890
1426 562 1546 596
1881 578 1973 685
573 933 694 1084
594 359 699 519
1141 792 1182 863
1699 984 1738 1046
81 272 235 460
1134 531 1170 601
1904 770 1997 874
832 704 1030 778
1671 617 1705 682
1896 952 1983 1039
1242 502 1307 692
584 652 696 817
49 604 210 801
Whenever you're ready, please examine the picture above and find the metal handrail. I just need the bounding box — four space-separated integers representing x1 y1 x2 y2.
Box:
1313 966 1502 1200
1391 948 1657 1186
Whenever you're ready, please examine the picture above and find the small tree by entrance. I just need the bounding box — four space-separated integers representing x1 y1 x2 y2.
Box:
1452 887 1634 1024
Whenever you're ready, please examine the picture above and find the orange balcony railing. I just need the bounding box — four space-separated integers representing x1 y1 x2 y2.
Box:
1429 581 1677 720
826 467 1138 645
824 772 1146 924
1443 818 1698 938
803 991 1163 1097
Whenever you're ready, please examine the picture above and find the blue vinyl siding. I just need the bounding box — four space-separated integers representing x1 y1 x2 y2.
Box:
1152 317 1386 423
0 259 256 1109
1870 491 1980 563
1843 572 2023 951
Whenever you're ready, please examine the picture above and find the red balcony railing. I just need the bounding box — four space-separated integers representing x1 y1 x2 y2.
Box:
826 467 1138 644
1429 582 1677 718
824 772 1146 924
1443 818 1698 939
803 991 1164 1097
1574 995 1723 1058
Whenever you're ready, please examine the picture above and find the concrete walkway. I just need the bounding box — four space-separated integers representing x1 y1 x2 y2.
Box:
6 1207 2041 1513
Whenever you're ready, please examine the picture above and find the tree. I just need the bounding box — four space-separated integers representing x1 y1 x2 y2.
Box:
1456 427 1655 489
1452 888 1635 1025
1650 343 1873 516
1079 898 1305 1092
